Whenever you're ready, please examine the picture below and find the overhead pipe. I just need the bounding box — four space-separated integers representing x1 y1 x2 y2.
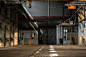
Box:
65 1 86 6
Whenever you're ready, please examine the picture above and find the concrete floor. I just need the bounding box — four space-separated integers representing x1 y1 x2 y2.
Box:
0 45 86 57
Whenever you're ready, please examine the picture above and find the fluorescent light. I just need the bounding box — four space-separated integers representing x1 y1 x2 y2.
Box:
66 30 67 32
64 30 67 32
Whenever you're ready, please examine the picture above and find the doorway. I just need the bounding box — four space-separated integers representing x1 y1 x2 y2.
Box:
39 26 56 45
39 37 43 44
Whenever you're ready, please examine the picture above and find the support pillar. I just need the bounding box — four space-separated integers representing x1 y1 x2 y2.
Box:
56 26 63 44
78 23 82 45
78 23 81 45
84 21 86 45
56 26 59 44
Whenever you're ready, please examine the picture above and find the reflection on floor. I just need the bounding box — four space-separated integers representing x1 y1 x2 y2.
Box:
0 45 86 57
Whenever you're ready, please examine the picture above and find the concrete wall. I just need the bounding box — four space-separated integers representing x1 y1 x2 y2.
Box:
23 1 69 16
19 30 38 45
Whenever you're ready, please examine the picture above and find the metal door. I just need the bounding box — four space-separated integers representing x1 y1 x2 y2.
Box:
39 26 56 45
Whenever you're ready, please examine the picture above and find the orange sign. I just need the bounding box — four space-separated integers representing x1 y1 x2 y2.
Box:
80 0 86 1
67 2 76 9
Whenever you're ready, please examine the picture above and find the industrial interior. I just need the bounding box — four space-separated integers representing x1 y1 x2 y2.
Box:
0 0 86 57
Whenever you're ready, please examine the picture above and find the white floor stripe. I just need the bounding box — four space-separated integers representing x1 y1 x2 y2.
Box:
49 45 59 56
